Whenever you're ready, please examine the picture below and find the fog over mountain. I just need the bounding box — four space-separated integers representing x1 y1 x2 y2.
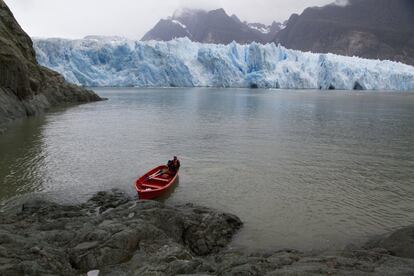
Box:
142 0 414 65
142 8 284 44
4 0 332 39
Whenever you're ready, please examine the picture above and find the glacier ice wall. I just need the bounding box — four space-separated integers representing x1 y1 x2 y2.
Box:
33 37 414 90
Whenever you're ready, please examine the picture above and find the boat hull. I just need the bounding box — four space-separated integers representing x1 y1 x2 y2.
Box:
135 165 179 200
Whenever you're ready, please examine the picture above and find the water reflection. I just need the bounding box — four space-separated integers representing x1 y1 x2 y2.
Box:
0 116 47 199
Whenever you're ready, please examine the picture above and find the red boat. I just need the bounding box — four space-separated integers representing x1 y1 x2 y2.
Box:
135 165 179 199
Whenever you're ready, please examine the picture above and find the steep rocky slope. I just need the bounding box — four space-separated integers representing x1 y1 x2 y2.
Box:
0 0 101 131
274 0 414 65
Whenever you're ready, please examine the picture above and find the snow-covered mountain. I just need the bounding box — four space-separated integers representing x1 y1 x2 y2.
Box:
142 8 280 44
33 37 414 90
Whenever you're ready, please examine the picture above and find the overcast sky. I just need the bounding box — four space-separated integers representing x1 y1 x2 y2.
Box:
5 0 334 40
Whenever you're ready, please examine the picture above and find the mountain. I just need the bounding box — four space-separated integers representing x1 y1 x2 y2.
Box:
274 0 414 65
34 37 414 90
142 8 281 44
247 21 285 38
142 1 414 65
0 0 100 130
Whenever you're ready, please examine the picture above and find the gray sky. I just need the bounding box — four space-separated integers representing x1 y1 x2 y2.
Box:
5 0 334 39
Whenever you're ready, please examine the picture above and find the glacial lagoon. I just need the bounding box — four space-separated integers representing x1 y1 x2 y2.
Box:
1 88 413 251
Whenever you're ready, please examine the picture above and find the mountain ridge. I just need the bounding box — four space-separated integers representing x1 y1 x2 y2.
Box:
142 1 414 65
142 8 280 44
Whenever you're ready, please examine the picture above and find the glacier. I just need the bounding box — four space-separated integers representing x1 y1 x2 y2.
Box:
33 37 414 90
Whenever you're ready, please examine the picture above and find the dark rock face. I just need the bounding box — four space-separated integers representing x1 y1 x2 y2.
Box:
0 0 101 129
274 0 414 65
0 189 413 275
141 19 192 41
142 8 279 44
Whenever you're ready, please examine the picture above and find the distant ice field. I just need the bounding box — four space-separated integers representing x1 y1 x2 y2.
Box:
34 37 414 90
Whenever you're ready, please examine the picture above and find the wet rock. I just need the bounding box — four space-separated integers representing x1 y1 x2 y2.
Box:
88 190 131 213
73 241 100 251
181 205 243 256
364 225 414 259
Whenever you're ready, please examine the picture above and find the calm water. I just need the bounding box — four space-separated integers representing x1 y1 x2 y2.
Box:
1 88 414 251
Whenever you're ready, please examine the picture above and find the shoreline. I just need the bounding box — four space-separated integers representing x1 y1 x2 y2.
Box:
1 189 413 275
88 86 414 92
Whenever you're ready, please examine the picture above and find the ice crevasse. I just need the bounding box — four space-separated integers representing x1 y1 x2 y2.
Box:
33 37 414 90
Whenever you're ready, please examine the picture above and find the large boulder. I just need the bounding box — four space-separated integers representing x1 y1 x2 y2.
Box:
364 225 414 259
0 189 242 275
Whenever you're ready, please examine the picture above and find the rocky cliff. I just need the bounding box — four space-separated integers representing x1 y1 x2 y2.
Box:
274 0 414 65
0 0 101 131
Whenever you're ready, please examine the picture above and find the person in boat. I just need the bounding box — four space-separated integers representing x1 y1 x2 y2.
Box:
167 156 180 174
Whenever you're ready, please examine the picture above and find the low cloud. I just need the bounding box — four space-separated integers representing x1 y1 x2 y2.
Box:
334 0 350 7
5 0 334 39
178 0 221 10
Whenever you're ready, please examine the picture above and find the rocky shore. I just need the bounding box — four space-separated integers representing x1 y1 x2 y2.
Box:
0 189 413 276
0 0 101 133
